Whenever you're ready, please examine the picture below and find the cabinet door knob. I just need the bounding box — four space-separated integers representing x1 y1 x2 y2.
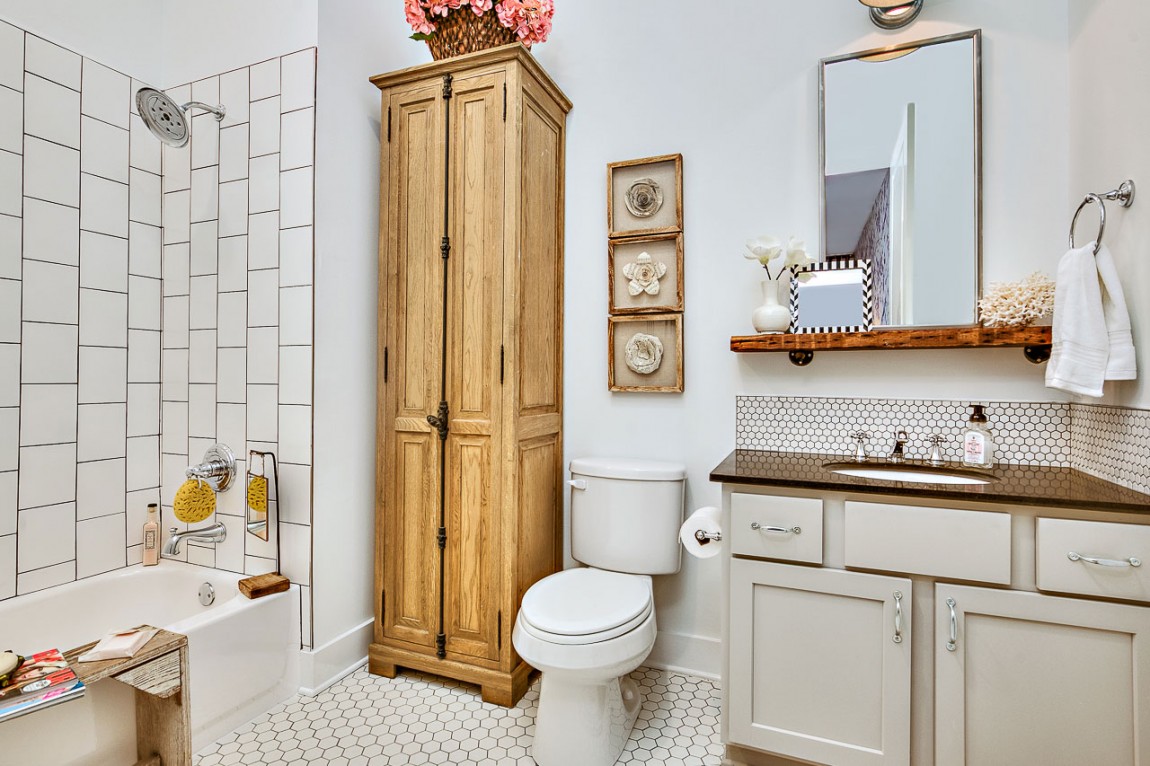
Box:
750 523 801 535
892 591 904 644
946 598 958 652
1067 551 1142 568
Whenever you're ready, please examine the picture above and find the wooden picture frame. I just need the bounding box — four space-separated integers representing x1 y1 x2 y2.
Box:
608 314 684 393
608 233 684 315
607 154 683 239
789 259 874 334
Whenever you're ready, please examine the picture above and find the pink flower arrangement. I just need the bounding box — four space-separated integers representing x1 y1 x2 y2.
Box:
405 0 554 45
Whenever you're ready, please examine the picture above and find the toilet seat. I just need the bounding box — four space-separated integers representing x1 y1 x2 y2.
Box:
519 569 652 645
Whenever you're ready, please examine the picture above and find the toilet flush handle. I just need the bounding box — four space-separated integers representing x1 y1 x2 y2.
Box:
568 479 588 490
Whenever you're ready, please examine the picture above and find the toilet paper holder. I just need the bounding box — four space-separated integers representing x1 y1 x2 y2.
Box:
694 530 722 545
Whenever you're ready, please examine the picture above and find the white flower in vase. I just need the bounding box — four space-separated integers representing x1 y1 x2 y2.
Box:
744 234 812 333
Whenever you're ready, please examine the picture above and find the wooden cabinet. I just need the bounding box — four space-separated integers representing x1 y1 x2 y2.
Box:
369 45 570 706
729 559 912 766
935 583 1150 766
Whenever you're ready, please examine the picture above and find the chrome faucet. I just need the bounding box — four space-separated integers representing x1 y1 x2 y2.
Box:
888 429 910 463
162 522 227 557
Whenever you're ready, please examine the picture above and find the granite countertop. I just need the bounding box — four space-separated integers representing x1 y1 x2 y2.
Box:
710 449 1150 515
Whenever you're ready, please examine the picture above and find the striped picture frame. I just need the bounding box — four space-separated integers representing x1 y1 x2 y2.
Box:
788 259 874 334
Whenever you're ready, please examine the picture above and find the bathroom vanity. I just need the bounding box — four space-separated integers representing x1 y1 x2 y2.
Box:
712 450 1150 766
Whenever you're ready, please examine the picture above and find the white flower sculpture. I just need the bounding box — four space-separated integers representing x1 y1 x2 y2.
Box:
978 272 1056 327
744 235 815 281
623 252 667 296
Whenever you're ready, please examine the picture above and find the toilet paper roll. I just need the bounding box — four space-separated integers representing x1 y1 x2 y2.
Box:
680 506 723 559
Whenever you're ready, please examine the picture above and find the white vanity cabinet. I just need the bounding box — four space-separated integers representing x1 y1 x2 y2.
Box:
729 560 912 766
721 489 1150 766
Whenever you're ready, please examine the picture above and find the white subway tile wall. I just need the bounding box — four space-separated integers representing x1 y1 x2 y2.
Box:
0 18 315 640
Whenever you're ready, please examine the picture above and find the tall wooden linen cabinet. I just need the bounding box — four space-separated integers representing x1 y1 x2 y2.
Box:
369 46 570 706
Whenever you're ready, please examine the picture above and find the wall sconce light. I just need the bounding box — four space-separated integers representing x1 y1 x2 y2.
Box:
859 0 924 30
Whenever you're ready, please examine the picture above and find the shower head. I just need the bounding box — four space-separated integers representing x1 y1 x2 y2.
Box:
135 87 226 148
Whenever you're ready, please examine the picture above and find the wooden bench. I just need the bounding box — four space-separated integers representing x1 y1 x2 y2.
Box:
64 627 190 766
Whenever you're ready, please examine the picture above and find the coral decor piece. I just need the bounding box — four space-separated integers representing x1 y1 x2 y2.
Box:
623 252 668 297
405 0 555 47
978 272 1056 328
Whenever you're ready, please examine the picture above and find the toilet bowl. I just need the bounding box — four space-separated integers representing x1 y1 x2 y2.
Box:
512 568 657 766
514 457 686 766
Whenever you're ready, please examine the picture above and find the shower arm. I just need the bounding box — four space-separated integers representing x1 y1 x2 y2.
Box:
180 101 227 121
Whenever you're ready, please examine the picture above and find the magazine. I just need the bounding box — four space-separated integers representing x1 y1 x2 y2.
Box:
0 648 86 720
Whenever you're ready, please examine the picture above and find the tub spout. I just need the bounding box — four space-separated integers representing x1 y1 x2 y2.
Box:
163 521 227 557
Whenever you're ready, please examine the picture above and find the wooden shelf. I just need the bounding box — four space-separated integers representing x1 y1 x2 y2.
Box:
730 326 1052 366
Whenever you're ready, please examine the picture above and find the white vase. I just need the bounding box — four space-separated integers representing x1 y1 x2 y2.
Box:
752 277 792 333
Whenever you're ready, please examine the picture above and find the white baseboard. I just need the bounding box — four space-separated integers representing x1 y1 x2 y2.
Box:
297 618 373 696
645 629 721 680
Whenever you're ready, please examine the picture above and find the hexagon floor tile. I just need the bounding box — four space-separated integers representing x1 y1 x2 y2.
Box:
194 665 724 766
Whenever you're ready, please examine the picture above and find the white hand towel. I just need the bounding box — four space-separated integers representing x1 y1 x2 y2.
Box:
1095 243 1137 380
1046 243 1108 397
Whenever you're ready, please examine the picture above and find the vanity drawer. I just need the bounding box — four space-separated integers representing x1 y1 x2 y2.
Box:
845 501 1011 584
1037 518 1150 602
730 494 823 564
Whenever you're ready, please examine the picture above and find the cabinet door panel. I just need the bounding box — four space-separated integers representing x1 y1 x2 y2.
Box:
380 82 446 650
936 584 1150 766
443 70 504 663
729 559 911 766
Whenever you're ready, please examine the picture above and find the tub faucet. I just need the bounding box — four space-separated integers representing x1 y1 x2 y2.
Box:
163 522 228 557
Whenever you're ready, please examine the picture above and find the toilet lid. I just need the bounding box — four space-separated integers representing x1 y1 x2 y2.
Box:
519 569 652 639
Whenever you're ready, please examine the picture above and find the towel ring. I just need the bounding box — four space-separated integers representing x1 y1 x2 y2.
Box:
1069 179 1136 255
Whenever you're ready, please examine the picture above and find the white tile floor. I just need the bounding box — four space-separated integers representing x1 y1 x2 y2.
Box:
194 665 724 766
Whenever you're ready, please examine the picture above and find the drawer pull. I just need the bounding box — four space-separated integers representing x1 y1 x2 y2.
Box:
946 598 958 652
1067 551 1142 568
893 591 904 644
750 523 802 535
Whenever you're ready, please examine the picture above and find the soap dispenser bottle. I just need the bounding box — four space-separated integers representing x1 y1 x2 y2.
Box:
962 404 995 468
143 503 160 566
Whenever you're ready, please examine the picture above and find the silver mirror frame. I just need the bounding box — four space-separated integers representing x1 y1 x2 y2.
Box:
819 29 983 329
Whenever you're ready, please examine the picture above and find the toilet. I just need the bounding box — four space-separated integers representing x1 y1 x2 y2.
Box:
512 457 686 766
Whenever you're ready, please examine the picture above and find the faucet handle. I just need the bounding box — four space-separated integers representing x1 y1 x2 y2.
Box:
927 434 949 466
849 431 871 461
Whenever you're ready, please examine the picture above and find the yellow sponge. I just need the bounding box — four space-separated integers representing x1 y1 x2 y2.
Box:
173 478 216 523
247 475 269 513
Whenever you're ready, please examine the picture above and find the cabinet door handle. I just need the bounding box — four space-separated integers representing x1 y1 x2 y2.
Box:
750 523 802 535
946 598 958 652
892 591 904 644
1067 551 1142 568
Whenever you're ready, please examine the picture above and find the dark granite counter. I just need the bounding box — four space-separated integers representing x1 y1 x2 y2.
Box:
710 450 1150 515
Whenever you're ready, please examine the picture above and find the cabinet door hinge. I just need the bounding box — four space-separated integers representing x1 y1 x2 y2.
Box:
437 525 447 549
383 347 389 383
497 611 502 651
442 74 453 100
387 106 392 142
436 632 447 658
440 235 451 260
500 345 505 385
502 83 507 122
427 401 450 441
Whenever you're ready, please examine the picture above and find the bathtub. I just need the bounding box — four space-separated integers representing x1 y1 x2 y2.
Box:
0 562 301 765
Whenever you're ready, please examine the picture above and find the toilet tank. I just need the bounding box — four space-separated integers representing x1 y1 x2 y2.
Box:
569 457 686 575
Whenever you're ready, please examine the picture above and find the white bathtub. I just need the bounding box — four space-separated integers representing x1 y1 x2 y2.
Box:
0 562 301 765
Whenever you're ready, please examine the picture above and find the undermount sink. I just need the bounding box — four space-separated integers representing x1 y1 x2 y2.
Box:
822 461 997 486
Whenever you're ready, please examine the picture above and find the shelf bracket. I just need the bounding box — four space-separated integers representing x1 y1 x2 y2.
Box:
788 350 815 367
1023 345 1051 365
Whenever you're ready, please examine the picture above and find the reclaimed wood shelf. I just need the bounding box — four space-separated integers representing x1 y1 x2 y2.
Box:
729 326 1053 366
65 627 190 766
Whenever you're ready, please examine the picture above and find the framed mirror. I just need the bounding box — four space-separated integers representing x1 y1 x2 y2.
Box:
820 30 981 329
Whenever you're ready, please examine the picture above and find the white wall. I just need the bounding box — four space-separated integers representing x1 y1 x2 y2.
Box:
310 0 423 654
160 0 319 87
0 0 164 83
532 0 1072 674
1068 0 1150 409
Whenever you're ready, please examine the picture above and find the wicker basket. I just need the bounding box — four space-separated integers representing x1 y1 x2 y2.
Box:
426 9 521 61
